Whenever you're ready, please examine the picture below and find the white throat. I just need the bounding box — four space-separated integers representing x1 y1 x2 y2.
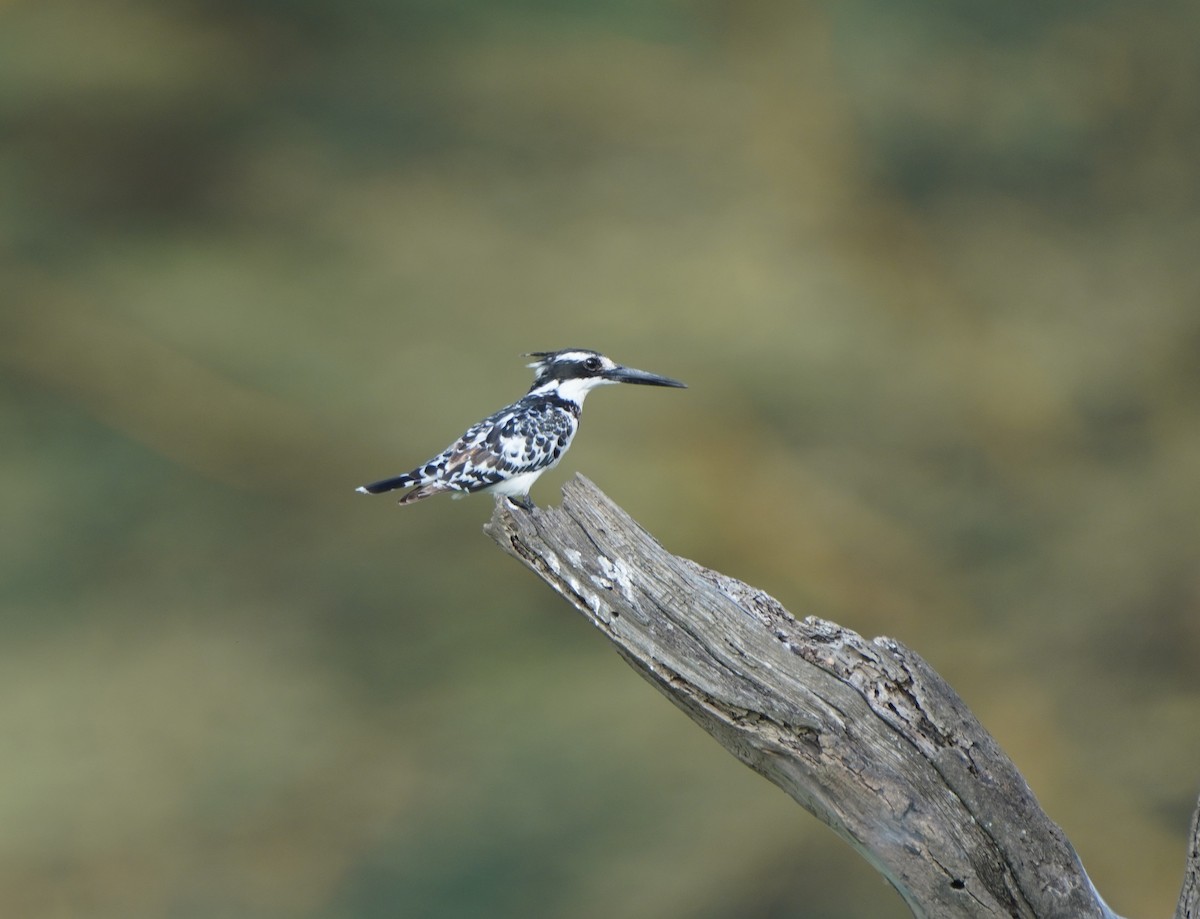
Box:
532 376 615 406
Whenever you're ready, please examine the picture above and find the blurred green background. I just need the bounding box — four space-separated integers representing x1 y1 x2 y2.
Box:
3 1 1199 917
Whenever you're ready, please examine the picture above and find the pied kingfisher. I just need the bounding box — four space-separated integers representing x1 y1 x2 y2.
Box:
356 349 686 508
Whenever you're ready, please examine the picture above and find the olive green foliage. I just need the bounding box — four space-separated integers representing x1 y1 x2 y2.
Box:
2 2 1199 917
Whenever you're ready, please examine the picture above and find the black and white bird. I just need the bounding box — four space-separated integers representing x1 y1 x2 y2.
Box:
356 349 686 508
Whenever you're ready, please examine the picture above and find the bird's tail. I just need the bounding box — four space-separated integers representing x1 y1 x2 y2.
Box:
356 473 418 495
397 483 456 504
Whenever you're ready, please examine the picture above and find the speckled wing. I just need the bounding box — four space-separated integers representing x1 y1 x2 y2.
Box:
403 395 579 499
486 396 577 476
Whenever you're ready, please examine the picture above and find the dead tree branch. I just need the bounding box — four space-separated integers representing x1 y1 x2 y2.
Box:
1178 794 1200 919
484 475 1197 918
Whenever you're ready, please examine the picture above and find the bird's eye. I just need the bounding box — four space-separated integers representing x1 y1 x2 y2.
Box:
584 357 602 372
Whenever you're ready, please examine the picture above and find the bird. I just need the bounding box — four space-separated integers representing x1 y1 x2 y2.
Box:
356 348 686 509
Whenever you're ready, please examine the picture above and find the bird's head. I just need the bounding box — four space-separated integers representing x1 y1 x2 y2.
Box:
524 349 687 403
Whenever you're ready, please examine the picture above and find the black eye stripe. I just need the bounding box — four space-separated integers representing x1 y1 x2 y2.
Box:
528 350 607 386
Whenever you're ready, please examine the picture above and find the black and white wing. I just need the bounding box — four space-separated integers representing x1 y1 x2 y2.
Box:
358 396 578 504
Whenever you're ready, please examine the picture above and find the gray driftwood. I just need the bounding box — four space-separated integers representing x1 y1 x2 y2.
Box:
485 475 1200 919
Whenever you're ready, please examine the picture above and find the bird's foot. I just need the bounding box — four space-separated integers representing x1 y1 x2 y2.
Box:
508 494 536 512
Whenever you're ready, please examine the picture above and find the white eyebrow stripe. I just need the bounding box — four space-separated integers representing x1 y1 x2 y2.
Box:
553 350 599 363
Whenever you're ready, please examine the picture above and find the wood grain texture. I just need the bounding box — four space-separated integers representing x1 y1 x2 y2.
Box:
1178 795 1200 919
484 475 1151 919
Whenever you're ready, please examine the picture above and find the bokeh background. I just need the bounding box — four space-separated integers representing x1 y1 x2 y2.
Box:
4 1 1199 917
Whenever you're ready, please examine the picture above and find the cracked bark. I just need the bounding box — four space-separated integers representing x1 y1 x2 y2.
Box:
485 475 1200 918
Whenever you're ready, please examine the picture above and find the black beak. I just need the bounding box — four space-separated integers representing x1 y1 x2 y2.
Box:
604 365 687 388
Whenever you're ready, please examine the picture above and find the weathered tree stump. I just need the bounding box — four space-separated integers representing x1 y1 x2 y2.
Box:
484 474 1200 919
